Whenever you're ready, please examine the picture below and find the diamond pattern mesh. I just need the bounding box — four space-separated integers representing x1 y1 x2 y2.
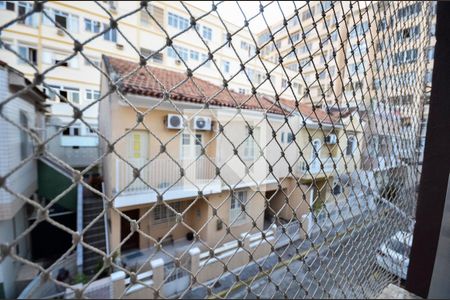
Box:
0 1 434 299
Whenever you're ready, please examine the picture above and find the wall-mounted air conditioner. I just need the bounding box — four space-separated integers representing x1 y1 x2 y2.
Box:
325 134 337 144
166 114 185 129
193 116 212 131
116 43 124 50
57 28 65 36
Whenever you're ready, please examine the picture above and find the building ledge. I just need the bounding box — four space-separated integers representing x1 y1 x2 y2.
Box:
378 284 421 299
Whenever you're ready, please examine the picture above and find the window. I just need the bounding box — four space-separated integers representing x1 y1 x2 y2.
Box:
84 18 101 33
243 127 259 160
0 1 16 11
190 50 199 61
240 41 255 57
154 202 185 224
43 9 79 33
42 50 78 68
222 60 230 73
0 2 36 26
282 79 288 89
350 21 369 39
429 23 436 37
50 86 80 103
286 132 294 143
103 23 117 42
64 88 80 104
168 12 189 30
55 11 67 29
103 1 117 10
238 88 247 94
394 49 418 65
19 111 30 160
291 33 300 43
62 125 82 136
181 133 202 159
86 89 100 101
141 48 164 64
17 2 35 26
397 3 421 20
84 57 101 67
302 9 313 21
201 53 211 68
425 71 432 85
169 45 189 61
427 47 434 60
18 45 37 65
346 135 357 156
397 25 420 42
230 191 247 223
202 26 213 41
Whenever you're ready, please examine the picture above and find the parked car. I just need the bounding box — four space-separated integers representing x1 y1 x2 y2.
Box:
376 231 412 280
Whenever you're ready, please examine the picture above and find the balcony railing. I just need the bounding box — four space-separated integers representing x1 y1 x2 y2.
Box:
296 158 335 176
114 157 216 194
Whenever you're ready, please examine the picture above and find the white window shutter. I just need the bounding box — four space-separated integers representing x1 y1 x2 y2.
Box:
69 15 79 33
17 46 27 64
42 50 52 64
42 9 54 26
70 55 79 68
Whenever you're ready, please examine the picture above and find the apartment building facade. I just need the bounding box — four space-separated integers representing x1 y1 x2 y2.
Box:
0 1 305 169
0 61 47 298
257 1 375 108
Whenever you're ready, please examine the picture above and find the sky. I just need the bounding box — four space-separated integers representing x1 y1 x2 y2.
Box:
188 1 302 33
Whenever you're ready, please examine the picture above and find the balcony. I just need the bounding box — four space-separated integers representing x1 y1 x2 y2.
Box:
295 157 335 177
113 157 221 207
60 135 98 147
362 156 403 172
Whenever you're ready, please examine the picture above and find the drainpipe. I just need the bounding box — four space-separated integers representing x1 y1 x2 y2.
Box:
76 183 83 274
102 182 110 256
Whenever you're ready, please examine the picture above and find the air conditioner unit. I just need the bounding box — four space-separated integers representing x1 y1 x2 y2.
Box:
193 116 212 131
325 134 337 144
116 43 124 50
57 28 65 36
166 114 185 129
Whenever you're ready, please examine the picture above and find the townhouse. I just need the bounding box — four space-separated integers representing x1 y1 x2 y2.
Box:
0 61 47 298
98 54 359 267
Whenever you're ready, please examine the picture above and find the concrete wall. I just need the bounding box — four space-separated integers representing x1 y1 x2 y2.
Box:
0 67 39 220
0 206 30 298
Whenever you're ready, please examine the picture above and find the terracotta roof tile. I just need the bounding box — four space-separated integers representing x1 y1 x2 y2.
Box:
279 98 340 125
104 56 286 115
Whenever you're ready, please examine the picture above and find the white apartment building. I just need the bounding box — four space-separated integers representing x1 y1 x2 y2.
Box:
0 1 304 168
257 1 378 108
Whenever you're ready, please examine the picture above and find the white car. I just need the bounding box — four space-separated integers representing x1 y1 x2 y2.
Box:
376 231 412 280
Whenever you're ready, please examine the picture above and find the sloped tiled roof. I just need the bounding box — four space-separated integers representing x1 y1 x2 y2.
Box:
104 56 286 115
279 98 340 125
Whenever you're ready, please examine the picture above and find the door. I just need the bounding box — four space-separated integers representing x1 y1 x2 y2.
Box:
180 133 202 160
128 131 149 191
121 209 140 252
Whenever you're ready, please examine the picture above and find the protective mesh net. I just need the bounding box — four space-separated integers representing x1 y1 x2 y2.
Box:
0 1 435 299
